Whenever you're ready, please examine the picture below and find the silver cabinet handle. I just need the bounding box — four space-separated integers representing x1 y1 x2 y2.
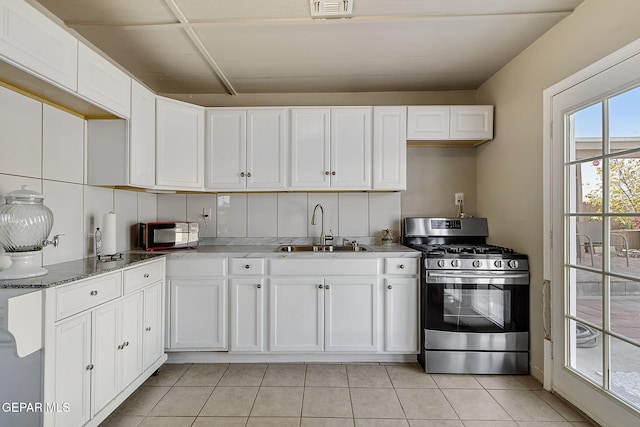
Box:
247 172 252 177
90 290 98 296
325 171 330 175
245 264 251 269
399 264 405 269
331 171 336 176
240 172 246 177
388 285 393 289
318 284 324 289
144 273 150 278
325 284 331 290
257 284 262 289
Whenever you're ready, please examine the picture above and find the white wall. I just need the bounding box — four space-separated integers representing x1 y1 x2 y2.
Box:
0 84 156 264
476 0 640 381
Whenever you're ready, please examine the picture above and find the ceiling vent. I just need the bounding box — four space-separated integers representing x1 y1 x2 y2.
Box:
310 0 353 19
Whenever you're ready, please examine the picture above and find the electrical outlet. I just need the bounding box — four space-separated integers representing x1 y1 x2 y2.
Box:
455 193 464 205
203 208 212 220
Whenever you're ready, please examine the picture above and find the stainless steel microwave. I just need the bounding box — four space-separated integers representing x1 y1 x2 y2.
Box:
139 222 199 250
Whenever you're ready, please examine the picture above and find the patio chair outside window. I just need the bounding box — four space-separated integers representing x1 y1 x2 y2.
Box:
577 221 629 267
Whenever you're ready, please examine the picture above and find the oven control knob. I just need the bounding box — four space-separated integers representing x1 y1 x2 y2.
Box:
451 259 461 268
472 260 483 268
437 260 446 268
508 259 519 269
494 260 504 268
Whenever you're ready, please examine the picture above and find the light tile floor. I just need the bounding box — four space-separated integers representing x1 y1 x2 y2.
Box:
100 363 598 427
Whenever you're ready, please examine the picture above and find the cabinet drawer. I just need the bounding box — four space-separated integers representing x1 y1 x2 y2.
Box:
56 273 122 320
270 259 378 276
230 258 265 275
167 256 226 277
124 260 164 294
385 258 418 275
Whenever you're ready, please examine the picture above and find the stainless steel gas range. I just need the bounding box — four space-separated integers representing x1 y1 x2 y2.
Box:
403 217 530 375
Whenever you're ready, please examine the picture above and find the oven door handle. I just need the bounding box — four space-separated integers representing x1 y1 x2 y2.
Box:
428 271 529 281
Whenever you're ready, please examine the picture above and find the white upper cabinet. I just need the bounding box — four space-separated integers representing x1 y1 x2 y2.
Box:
450 105 494 140
290 108 331 189
205 108 287 191
373 106 407 190
330 107 372 189
129 80 156 188
0 0 78 91
407 106 450 140
77 43 131 118
156 97 205 190
407 105 493 143
290 107 372 190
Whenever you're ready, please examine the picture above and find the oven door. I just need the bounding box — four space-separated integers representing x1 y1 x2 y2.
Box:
425 270 529 334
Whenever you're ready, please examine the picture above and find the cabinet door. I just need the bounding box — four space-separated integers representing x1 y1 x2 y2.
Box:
270 278 323 351
384 278 418 353
324 278 378 352
290 108 331 189
78 43 131 118
407 106 450 140
230 279 265 352
449 105 493 140
54 313 91 427
246 108 287 189
120 292 143 388
156 98 205 190
129 80 156 188
205 109 246 189
91 300 121 416
143 282 164 369
169 278 227 349
330 107 372 189
373 106 406 190
0 0 78 90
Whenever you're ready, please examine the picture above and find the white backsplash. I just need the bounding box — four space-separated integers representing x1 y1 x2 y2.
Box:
157 191 402 242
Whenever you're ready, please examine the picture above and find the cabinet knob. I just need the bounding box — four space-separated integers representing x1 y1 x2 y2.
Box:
125 341 129 347
90 290 98 296
146 327 152 332
247 172 252 177
318 284 324 289
325 284 331 290
144 273 150 278
399 264 405 269
388 285 393 290
325 171 330 175
118 344 123 350
256 284 262 289
244 264 251 269
86 364 94 371
331 171 336 176
240 172 246 177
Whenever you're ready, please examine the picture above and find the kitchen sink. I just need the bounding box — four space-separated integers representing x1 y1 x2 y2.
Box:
276 244 372 252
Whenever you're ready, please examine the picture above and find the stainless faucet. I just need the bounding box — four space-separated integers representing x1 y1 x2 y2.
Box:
311 203 333 246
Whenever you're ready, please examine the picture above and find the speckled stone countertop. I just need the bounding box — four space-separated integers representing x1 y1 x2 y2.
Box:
0 253 166 289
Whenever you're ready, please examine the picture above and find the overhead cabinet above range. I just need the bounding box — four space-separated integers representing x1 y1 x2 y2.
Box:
407 105 493 143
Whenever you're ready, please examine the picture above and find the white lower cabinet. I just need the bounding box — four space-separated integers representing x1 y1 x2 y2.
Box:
48 258 166 427
169 278 227 350
269 277 378 352
384 278 419 352
229 279 265 352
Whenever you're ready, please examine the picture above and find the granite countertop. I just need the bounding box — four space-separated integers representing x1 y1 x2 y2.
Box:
0 253 166 289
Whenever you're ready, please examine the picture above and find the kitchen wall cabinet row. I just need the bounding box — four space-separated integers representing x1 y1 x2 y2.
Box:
0 0 131 119
45 258 166 427
166 256 419 359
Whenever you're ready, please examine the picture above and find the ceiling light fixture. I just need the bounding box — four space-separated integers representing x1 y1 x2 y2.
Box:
310 0 353 19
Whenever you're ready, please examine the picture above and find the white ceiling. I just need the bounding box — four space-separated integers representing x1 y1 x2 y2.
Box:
30 0 584 103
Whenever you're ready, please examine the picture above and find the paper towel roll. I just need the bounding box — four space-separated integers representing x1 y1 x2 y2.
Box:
101 212 117 255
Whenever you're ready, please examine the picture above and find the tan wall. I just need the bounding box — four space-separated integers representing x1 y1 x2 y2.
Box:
476 0 640 381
